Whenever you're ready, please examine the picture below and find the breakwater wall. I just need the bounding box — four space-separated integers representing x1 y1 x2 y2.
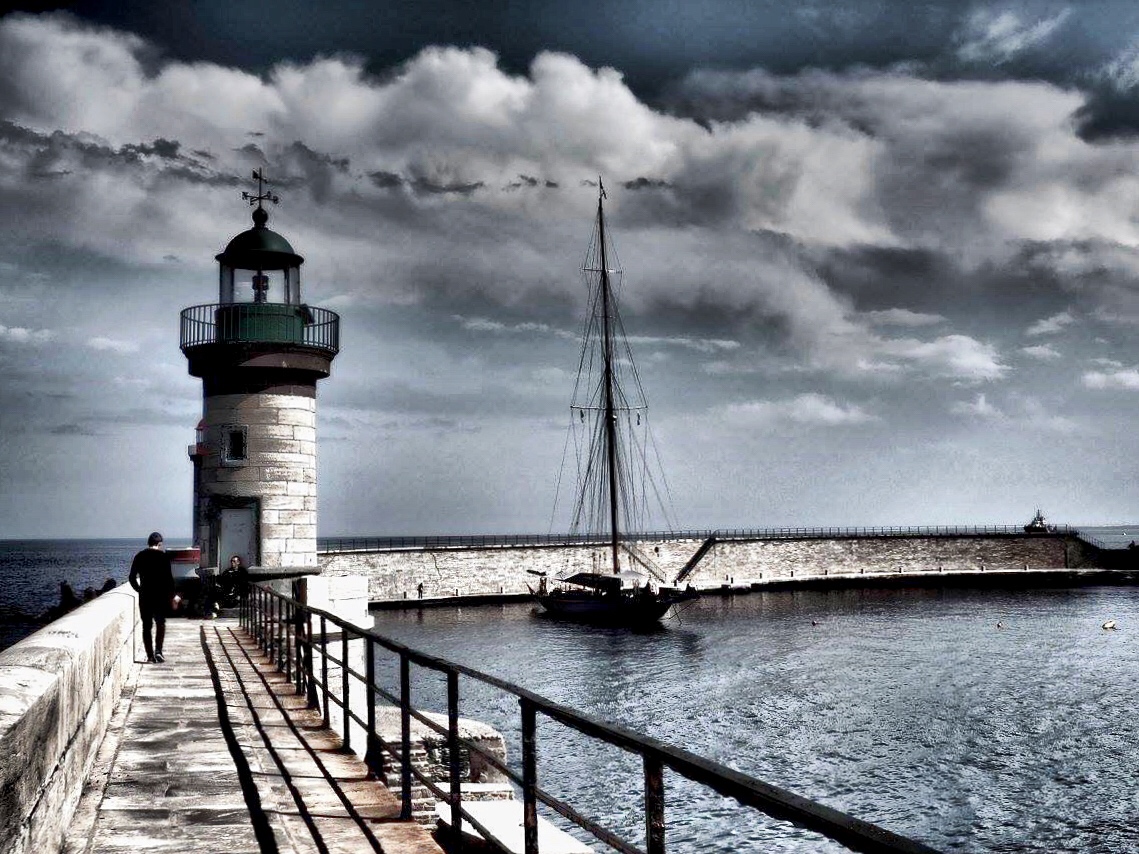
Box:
318 532 1111 604
0 587 139 854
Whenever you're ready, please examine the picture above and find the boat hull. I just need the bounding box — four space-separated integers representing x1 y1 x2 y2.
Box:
534 589 694 627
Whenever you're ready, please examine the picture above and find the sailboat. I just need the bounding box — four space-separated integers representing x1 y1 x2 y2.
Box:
532 183 698 627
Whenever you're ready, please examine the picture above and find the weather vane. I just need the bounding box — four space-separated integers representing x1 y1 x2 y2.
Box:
242 168 279 208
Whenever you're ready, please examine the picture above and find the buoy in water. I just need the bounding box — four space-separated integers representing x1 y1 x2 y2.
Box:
1102 620 1117 630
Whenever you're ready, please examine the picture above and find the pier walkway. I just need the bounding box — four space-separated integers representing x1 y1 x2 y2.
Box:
62 618 442 854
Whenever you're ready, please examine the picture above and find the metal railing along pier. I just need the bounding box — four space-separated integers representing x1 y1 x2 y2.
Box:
240 584 941 854
318 524 1074 554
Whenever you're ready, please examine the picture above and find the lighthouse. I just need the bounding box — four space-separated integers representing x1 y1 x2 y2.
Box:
182 171 339 573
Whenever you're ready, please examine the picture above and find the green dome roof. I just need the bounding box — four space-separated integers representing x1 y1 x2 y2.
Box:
216 207 304 270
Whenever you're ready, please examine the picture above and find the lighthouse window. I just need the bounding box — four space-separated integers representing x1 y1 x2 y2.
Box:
222 426 248 465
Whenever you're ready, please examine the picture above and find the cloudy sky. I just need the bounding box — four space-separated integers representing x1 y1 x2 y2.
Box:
4 1 1139 538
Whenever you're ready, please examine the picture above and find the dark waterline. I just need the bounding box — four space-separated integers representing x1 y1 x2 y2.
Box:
371 586 1139 853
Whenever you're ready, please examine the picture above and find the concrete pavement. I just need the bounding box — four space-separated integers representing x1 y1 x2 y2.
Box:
63 618 443 854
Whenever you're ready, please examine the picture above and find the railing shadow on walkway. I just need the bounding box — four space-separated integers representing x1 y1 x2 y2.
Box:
241 585 943 854
202 623 407 853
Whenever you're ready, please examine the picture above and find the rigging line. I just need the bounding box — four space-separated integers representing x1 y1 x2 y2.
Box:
645 421 679 530
548 411 577 535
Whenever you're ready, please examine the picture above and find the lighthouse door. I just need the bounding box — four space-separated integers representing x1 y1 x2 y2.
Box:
219 506 258 569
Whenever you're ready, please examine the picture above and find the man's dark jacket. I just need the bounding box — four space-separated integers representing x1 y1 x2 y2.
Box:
128 548 174 612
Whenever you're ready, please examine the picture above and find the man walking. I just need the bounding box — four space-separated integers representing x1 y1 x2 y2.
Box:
129 532 174 663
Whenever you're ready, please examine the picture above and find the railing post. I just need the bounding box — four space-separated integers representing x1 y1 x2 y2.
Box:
262 593 270 654
341 628 351 752
365 637 381 778
285 599 294 681
400 652 413 820
294 603 305 695
320 616 330 730
447 670 463 849
305 612 318 709
521 698 539 854
277 597 286 671
644 753 665 854
274 596 283 669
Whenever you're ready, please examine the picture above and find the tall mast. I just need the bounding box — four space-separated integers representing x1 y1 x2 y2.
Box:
597 182 621 575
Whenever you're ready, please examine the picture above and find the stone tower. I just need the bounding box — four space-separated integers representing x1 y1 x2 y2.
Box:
182 172 339 572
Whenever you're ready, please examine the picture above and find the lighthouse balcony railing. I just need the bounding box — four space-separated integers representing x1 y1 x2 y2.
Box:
180 303 340 354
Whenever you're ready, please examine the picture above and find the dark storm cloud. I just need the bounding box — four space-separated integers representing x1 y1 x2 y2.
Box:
812 246 959 313
1013 240 1139 324
409 177 485 196
368 170 403 189
14 2 1139 139
5 2 1094 94
623 177 671 191
0 120 225 185
278 141 351 203
1075 87 1139 141
504 174 540 191
121 137 181 159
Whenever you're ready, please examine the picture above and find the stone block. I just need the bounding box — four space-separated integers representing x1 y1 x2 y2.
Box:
262 439 305 455
206 406 279 426
260 540 285 558
258 452 314 466
291 524 317 540
287 481 316 497
256 424 297 440
262 466 306 482
261 495 306 511
205 482 261 498
248 480 288 496
277 510 315 525
292 425 316 442
261 524 295 540
263 392 315 409
277 408 316 427
208 465 262 483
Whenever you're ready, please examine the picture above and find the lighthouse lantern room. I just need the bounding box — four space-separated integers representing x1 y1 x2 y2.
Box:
182 170 339 573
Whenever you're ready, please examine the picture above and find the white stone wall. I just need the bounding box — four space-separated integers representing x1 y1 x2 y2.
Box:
0 588 139 854
319 535 1094 603
198 392 318 568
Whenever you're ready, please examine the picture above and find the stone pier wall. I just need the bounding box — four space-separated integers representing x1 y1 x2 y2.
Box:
318 534 1102 604
0 588 139 854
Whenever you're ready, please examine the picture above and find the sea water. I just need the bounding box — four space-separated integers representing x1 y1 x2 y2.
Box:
371 586 1139 853
0 538 189 650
